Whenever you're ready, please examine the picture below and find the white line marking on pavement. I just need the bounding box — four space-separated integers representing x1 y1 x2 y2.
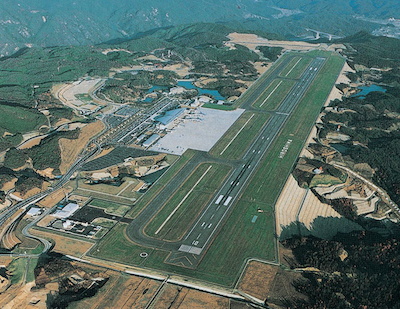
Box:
285 58 302 77
215 195 224 205
220 114 255 155
155 165 213 235
259 81 283 108
223 196 233 206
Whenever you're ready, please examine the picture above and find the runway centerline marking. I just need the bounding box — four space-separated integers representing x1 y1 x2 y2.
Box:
284 58 302 77
259 80 283 108
155 165 213 235
219 114 255 155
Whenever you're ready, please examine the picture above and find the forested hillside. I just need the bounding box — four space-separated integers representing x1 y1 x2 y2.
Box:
1 0 399 56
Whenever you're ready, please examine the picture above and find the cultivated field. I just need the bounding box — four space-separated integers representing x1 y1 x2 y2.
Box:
238 261 279 300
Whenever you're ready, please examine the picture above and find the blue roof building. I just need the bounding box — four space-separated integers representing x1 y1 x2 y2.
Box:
155 108 186 128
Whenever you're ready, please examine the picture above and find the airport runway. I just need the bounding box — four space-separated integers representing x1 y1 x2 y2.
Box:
126 56 326 268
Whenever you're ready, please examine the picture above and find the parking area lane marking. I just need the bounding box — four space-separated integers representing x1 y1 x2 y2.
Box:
155 165 213 235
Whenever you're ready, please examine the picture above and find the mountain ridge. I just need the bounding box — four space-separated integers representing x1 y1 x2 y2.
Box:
1 0 400 56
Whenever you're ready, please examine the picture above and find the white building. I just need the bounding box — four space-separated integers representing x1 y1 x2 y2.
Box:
52 203 79 219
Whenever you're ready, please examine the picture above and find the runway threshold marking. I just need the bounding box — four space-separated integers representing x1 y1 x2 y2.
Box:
284 58 302 77
219 114 255 156
155 165 213 235
259 80 283 108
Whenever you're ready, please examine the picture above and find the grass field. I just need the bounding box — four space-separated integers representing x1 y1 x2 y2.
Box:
89 51 345 287
126 149 196 219
92 218 117 228
89 199 131 217
252 79 296 111
209 112 270 160
310 174 343 187
77 177 141 199
8 257 37 284
278 56 312 79
0 104 47 134
202 103 235 111
73 188 135 204
144 163 232 241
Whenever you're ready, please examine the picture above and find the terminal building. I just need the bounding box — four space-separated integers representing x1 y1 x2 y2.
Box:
142 133 160 148
155 108 186 130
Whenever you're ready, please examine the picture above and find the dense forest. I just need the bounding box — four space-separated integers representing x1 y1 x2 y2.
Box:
282 230 400 309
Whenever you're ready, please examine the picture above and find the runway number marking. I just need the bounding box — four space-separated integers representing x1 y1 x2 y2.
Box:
155 165 213 235
219 114 255 155
279 139 293 159
259 81 283 108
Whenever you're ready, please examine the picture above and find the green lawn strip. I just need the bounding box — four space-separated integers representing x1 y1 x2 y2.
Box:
202 103 235 110
158 191 213 241
310 174 343 187
89 223 154 264
8 258 28 284
253 79 297 111
89 199 131 217
196 201 275 286
144 163 231 240
276 56 300 77
25 257 38 283
125 149 196 219
210 112 270 160
279 56 312 79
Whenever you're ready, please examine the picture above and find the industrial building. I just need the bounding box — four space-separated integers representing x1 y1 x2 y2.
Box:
52 203 80 219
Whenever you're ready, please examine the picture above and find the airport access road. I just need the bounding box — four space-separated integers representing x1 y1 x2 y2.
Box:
125 56 326 268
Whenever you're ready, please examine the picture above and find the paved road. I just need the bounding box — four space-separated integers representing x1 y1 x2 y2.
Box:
126 56 326 268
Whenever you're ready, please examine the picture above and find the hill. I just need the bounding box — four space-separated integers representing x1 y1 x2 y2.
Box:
1 0 400 56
